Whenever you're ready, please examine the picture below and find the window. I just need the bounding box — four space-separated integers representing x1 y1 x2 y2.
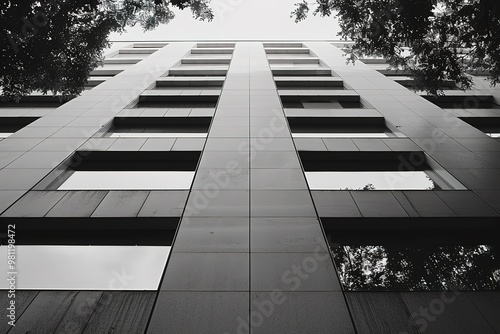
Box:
272 67 332 77
135 95 219 108
269 57 323 68
117 47 159 55
168 67 228 77
43 151 201 190
459 117 500 139
103 58 142 65
110 133 207 138
263 43 303 48
84 76 108 89
288 117 395 138
320 227 500 291
106 117 211 138
306 171 434 190
156 77 225 88
387 75 458 90
153 76 224 95
112 53 149 59
424 95 500 109
180 58 231 65
134 42 168 48
299 151 465 190
0 96 68 108
275 77 344 90
191 47 234 54
0 245 170 290
197 42 235 48
265 47 309 55
281 96 363 109
359 58 387 64
58 171 194 190
293 133 390 138
0 117 39 138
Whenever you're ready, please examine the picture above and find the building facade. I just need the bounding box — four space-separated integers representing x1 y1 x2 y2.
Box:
0 41 499 333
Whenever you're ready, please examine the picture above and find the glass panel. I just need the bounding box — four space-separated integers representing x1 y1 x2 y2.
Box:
302 102 343 109
429 100 500 109
112 53 148 58
110 133 207 138
292 133 390 138
58 171 195 190
153 86 221 91
486 133 500 138
271 64 321 68
177 64 229 68
0 246 170 290
332 244 500 291
305 171 435 190
137 101 217 108
267 54 310 58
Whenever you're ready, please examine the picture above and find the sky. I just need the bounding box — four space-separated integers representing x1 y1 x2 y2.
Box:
109 0 340 41
1 246 170 290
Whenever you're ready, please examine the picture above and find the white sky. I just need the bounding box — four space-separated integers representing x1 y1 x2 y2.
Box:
109 0 340 41
306 172 436 190
1 246 170 290
58 171 195 190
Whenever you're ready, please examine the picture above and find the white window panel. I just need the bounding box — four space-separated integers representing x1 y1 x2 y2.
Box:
58 171 195 190
0 133 13 138
486 133 500 138
0 246 170 290
292 133 390 138
110 133 207 138
305 171 435 190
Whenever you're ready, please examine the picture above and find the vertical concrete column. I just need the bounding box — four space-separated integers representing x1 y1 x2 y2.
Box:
147 42 251 334
148 42 356 334
247 44 356 333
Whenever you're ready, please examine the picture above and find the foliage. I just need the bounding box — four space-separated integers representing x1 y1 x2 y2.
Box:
110 0 213 31
362 183 376 190
333 244 500 291
292 0 500 96
0 0 213 101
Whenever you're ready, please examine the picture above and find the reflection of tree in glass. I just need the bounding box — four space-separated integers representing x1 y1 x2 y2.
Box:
425 173 435 190
341 183 376 191
332 244 500 291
